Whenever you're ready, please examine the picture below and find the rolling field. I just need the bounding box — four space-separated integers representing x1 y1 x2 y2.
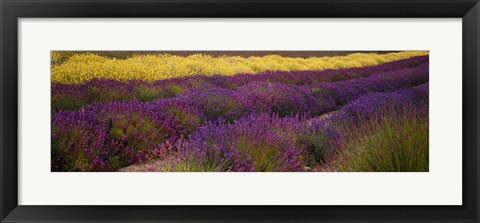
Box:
51 51 429 172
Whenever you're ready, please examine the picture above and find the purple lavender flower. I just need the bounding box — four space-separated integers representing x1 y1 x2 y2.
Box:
178 87 258 122
311 62 429 108
173 114 307 172
149 97 205 136
52 99 182 171
51 56 429 172
52 110 111 171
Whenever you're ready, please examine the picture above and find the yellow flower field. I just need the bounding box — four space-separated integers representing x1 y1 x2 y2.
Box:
51 51 428 84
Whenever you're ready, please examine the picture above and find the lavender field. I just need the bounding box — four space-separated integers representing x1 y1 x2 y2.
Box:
51 51 429 172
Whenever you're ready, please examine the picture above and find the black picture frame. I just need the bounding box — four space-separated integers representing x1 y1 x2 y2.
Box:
1 0 479 222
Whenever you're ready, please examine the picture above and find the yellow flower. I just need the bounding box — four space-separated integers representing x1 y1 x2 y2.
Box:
51 51 429 84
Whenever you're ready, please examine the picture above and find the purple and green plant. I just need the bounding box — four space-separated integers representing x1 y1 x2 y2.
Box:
330 105 429 172
169 114 307 172
51 56 429 111
51 56 430 172
238 82 323 116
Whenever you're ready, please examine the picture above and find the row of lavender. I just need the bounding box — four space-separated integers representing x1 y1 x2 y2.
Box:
52 60 429 171
168 83 429 172
51 56 429 112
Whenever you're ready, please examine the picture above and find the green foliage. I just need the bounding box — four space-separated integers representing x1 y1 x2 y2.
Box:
332 107 429 172
137 86 159 102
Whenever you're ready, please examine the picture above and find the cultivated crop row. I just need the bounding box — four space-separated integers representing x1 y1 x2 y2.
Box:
52 55 429 112
51 51 428 84
51 60 429 171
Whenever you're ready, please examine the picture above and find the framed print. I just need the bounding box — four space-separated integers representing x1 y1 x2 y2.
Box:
1 0 479 222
